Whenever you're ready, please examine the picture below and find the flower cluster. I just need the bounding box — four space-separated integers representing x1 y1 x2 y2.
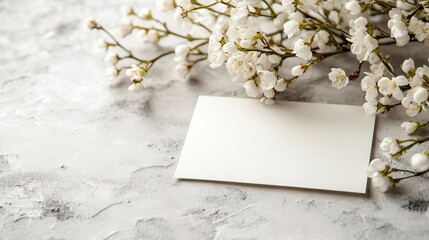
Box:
88 0 429 192
367 120 429 192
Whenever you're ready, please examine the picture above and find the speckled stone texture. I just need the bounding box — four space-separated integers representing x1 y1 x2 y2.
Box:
1 1 429 239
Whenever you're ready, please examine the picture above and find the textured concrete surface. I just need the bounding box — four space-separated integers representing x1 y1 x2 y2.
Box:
1 0 429 239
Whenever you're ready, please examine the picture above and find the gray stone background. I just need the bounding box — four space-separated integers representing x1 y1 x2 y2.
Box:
1 0 428 239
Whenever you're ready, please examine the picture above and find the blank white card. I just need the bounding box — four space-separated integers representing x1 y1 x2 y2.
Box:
175 96 376 193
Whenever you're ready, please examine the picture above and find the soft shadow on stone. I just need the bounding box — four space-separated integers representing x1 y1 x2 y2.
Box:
109 76 129 88
138 98 152 115
175 178 370 199
384 185 408 196
186 76 202 86
401 197 429 213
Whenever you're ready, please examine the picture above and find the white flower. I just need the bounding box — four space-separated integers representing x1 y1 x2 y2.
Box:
380 137 401 155
274 12 288 30
282 0 295 12
98 39 109 50
345 1 361 15
292 39 312 61
258 71 277 90
174 44 190 62
194 10 216 28
274 79 288 92
401 58 415 75
283 20 300 39
328 68 349 89
408 17 429 42
138 8 152 19
397 0 415 11
119 21 133 37
289 12 303 22
157 0 176 12
222 42 238 55
208 50 227 68
355 34 378 62
410 152 429 172
122 6 134 16
263 89 275 99
256 54 271 70
413 87 428 103
125 64 146 81
402 90 422 116
230 2 249 25
351 16 368 30
313 30 332 52
105 66 119 80
401 121 419 134
368 61 386 78
268 54 282 65
379 96 396 108
128 82 144 93
226 52 256 80
208 33 227 68
86 18 98 30
377 76 407 100
361 75 378 98
176 0 192 9
368 53 380 65
291 65 305 76
214 16 230 33
412 65 429 87
367 159 391 192
395 34 410 47
175 63 190 79
364 88 379 101
104 52 119 65
371 173 392 192
139 29 159 43
260 97 275 105
265 98 275 105
363 99 378 114
238 25 260 48
367 158 387 178
328 11 339 24
388 10 410 46
348 17 379 62
243 80 262 98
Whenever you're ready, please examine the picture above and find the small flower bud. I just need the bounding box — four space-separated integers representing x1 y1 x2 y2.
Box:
105 67 119 80
98 39 109 50
243 80 262 98
138 8 152 19
128 82 144 93
413 87 428 103
367 158 387 178
401 58 415 76
86 18 98 30
401 121 420 134
371 173 391 192
119 21 133 37
104 52 119 65
274 79 288 92
345 1 361 15
291 65 305 76
380 137 401 155
260 97 275 105
175 63 191 79
410 152 429 172
122 6 135 16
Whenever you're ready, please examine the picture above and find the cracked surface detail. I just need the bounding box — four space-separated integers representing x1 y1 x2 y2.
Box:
1 0 429 239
